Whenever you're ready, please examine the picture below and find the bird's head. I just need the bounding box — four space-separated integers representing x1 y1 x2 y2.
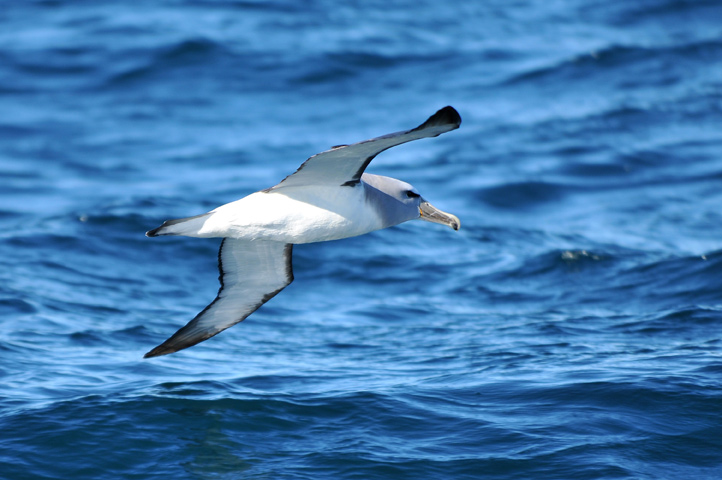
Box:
361 173 460 231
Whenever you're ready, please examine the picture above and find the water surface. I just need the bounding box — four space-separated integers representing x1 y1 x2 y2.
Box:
1 1 722 479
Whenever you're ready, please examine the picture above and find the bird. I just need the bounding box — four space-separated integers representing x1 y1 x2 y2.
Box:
144 106 461 358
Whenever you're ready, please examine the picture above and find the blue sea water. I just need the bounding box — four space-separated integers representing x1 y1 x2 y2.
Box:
1 0 722 478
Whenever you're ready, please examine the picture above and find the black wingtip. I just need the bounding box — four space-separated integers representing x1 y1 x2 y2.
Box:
423 106 461 129
144 340 183 358
146 220 168 237
144 345 171 358
143 329 209 357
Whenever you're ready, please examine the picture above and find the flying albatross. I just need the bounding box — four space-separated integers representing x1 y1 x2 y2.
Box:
144 106 461 357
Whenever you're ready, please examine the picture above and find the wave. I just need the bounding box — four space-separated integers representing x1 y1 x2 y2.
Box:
3 374 720 478
475 181 574 210
501 38 722 88
104 37 236 87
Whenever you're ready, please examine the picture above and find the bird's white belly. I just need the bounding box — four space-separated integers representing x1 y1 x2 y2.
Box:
198 186 383 243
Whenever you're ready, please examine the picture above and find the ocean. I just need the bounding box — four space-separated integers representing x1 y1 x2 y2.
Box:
1 1 721 478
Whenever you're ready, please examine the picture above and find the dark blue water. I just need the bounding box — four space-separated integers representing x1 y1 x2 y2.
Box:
2 1 722 478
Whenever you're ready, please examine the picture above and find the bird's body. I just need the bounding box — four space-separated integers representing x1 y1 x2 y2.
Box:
145 106 462 358
164 175 393 243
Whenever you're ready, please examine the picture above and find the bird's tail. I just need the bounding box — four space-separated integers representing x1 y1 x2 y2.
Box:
146 212 212 237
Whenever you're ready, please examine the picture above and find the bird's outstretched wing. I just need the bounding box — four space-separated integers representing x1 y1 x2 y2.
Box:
144 239 293 357
267 106 461 190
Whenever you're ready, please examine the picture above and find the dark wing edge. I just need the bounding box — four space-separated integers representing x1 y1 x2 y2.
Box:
267 106 462 190
144 240 294 358
410 105 461 134
345 105 462 184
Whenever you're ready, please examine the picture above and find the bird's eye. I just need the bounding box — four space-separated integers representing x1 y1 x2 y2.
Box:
406 191 420 198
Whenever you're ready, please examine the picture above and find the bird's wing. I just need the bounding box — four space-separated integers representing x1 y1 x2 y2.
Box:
267 106 461 190
144 239 293 357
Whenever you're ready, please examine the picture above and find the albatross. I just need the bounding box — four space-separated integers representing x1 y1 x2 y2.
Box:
144 106 462 358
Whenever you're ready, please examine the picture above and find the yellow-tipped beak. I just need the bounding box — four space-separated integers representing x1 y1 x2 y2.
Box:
419 201 460 230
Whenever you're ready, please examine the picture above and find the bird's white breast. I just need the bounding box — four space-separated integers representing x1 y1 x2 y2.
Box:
197 184 385 244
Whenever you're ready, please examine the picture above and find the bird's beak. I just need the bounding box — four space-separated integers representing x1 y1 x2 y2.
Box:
419 200 460 231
